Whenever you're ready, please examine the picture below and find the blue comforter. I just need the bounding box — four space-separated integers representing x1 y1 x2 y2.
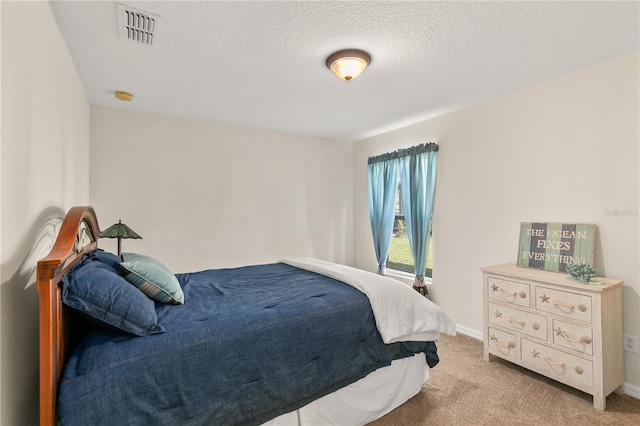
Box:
58 263 438 425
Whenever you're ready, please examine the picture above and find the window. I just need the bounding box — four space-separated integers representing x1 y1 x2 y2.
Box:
387 178 433 278
367 142 438 289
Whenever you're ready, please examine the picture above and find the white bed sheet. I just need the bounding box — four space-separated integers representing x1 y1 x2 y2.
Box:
262 353 428 426
281 258 456 343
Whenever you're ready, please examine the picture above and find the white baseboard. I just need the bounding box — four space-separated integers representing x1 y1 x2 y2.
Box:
624 382 640 400
451 324 640 400
453 324 483 341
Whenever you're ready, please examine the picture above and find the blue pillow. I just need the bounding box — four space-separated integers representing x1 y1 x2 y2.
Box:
86 249 121 272
62 257 165 336
120 252 184 304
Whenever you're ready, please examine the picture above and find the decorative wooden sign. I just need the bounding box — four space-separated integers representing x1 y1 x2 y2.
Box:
517 222 596 272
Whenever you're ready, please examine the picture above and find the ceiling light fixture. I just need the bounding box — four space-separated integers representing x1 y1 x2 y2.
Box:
115 91 133 101
325 49 371 82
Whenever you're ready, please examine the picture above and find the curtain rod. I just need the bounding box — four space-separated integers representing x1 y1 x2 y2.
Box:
367 142 438 165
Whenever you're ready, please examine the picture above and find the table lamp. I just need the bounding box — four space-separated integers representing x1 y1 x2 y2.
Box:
99 219 142 256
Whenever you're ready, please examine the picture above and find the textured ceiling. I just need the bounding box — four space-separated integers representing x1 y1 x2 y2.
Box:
51 1 639 142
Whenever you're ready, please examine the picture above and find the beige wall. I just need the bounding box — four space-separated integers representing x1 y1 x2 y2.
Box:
90 106 354 273
0 1 90 423
353 54 640 394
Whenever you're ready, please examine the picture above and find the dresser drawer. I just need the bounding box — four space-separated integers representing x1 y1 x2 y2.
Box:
521 339 593 389
488 302 547 341
535 287 592 323
552 319 593 356
487 327 518 360
487 277 530 307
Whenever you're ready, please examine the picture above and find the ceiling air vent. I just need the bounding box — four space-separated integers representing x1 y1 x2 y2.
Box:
117 3 159 45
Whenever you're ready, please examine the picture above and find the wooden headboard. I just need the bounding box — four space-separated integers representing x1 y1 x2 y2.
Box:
37 206 101 426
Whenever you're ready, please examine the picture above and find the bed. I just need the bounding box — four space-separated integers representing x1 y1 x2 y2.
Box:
37 206 456 425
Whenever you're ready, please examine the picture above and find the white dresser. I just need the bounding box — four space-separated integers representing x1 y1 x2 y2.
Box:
481 264 624 410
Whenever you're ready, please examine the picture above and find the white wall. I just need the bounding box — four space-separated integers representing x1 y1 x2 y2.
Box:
90 106 353 273
0 1 90 423
353 54 640 394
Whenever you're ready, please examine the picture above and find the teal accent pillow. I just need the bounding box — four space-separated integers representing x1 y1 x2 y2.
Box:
62 257 165 336
120 252 184 304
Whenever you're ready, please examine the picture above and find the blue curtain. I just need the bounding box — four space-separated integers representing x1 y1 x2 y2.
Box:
367 159 399 275
400 149 438 297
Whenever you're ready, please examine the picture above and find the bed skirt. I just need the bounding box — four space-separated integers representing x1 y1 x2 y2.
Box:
263 352 428 425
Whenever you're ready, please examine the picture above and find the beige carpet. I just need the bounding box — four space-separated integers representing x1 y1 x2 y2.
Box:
370 334 640 426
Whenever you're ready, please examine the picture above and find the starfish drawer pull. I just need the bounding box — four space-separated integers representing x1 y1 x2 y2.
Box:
540 294 550 303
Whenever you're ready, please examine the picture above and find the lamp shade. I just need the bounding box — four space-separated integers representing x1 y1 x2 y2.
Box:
326 49 371 81
99 220 142 240
99 219 142 256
